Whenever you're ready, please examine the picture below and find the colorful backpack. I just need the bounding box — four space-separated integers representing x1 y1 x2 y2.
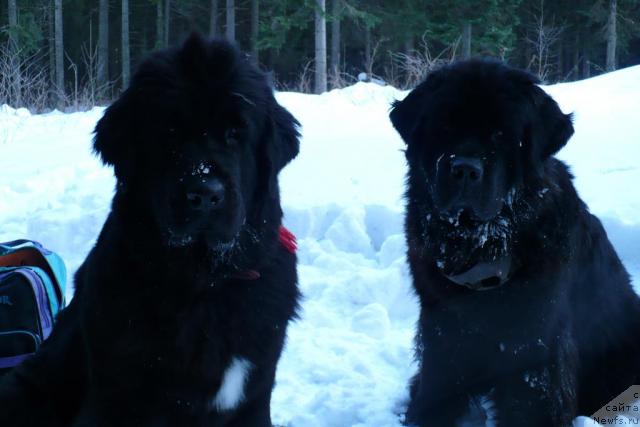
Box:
0 240 66 373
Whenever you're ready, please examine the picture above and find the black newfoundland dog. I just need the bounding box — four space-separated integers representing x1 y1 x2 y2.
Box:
390 60 640 426
0 34 300 426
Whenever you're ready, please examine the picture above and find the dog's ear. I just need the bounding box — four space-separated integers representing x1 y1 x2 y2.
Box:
262 99 300 194
269 101 300 172
528 85 574 160
509 70 574 161
389 71 444 143
93 90 135 181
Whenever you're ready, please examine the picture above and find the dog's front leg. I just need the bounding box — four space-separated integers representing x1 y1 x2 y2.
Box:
404 364 477 427
491 333 578 426
489 363 577 426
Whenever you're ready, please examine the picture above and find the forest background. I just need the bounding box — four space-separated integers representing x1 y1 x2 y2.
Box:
1 0 638 111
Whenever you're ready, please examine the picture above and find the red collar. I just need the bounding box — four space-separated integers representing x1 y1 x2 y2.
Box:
230 226 297 281
278 225 297 254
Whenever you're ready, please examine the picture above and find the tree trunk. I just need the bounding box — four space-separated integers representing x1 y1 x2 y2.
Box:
250 0 259 64
330 0 341 85
7 1 17 40
156 0 164 48
403 35 414 54
314 0 327 94
164 0 170 47
54 0 64 108
226 0 235 42
557 40 564 81
364 25 371 75
210 0 218 37
573 32 580 80
462 21 472 59
606 0 617 71
122 0 130 90
8 0 21 106
582 45 590 79
49 2 55 87
98 0 109 92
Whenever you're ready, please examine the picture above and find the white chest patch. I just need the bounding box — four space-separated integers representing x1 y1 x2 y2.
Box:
460 393 497 427
479 394 497 427
212 357 253 412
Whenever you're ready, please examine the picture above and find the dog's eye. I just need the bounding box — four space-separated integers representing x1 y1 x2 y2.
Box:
224 128 240 146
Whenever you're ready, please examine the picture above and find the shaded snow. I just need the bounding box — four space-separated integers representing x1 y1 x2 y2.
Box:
2 66 640 426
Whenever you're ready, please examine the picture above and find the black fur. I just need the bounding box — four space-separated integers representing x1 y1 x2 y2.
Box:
390 60 640 426
0 34 300 427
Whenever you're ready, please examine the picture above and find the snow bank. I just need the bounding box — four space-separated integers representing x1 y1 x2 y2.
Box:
1 67 639 426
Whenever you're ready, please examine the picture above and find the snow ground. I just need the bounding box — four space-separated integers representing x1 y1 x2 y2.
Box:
1 66 639 426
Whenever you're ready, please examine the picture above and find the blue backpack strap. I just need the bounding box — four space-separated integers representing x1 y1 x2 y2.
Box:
0 239 38 249
0 240 66 311
24 266 62 319
39 252 67 308
0 353 34 369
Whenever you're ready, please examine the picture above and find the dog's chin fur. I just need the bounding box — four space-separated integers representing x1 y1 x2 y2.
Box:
425 214 514 276
415 187 519 276
166 229 238 251
417 175 559 277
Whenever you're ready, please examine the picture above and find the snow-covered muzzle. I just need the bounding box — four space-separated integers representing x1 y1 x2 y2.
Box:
417 177 549 290
422 193 517 289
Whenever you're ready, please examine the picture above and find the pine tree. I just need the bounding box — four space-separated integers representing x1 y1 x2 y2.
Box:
426 0 522 59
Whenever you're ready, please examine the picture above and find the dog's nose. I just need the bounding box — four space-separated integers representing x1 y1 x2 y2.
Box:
185 178 225 211
450 157 483 184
